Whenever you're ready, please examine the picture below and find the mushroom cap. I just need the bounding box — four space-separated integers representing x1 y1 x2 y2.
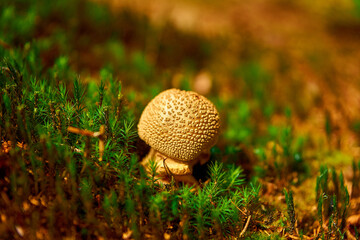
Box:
138 88 220 161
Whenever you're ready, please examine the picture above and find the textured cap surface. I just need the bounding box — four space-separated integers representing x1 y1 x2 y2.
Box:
138 88 220 161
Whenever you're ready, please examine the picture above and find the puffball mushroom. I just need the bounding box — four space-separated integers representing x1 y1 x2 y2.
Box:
138 88 220 184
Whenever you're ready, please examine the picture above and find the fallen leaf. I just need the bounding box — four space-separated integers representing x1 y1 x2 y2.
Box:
122 229 132 240
29 196 40 206
15 225 24 237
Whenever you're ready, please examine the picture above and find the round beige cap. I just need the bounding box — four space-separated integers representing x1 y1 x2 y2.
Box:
138 88 220 161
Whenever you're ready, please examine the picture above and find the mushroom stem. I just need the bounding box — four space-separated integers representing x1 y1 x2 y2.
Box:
141 148 199 185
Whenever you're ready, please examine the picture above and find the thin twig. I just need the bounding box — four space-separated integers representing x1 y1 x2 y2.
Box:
239 215 251 237
98 125 105 161
231 200 246 215
67 125 105 160
68 126 98 137
262 230 270 236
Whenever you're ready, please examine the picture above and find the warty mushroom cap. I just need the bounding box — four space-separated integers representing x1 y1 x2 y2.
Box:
138 88 220 162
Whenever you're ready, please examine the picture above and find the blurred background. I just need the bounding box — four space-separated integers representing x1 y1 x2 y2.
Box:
2 0 360 168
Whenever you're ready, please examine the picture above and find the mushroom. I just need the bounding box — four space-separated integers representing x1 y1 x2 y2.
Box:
138 88 220 184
